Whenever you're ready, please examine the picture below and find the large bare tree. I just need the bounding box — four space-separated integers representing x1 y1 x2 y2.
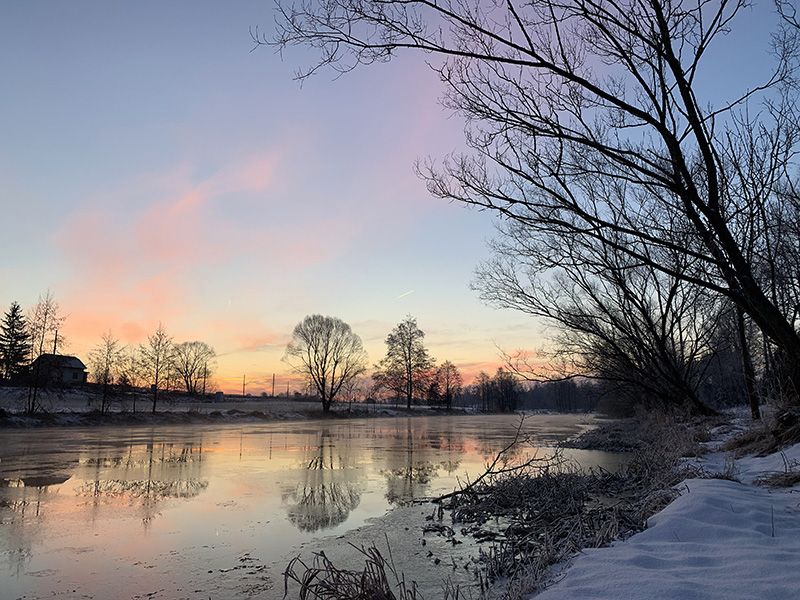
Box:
285 315 368 413
476 219 728 415
172 341 216 395
263 0 800 400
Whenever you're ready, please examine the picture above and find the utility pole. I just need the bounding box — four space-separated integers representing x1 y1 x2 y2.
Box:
272 373 275 398
242 374 246 397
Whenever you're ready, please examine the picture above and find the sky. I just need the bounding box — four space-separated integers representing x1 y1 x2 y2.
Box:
0 1 543 395
0 1 784 395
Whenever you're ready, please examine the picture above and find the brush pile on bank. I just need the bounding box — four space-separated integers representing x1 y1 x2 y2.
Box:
435 415 715 598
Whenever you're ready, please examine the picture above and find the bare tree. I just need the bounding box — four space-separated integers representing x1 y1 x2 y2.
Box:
27 289 66 360
263 0 800 401
88 331 125 415
493 368 521 412
118 345 144 413
477 220 727 415
26 289 67 412
435 361 463 410
284 315 368 413
472 371 492 411
172 341 216 395
139 323 173 414
373 315 435 409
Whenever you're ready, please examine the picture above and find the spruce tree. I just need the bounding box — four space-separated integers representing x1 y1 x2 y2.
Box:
0 301 32 380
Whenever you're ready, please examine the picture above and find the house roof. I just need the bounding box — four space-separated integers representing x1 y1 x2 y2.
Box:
32 354 87 370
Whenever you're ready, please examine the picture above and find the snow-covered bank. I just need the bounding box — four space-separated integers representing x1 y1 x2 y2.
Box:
531 477 799 599
525 422 800 600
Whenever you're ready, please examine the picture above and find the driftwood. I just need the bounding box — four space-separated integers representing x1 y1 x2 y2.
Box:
436 416 562 504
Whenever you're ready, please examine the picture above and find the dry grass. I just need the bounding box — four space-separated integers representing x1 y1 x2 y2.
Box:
721 413 800 457
752 452 800 488
284 543 423 600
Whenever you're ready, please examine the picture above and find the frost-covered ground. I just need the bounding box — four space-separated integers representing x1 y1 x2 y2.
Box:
0 386 432 427
527 421 800 600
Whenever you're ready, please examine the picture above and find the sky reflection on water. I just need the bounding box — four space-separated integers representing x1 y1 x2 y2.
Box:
0 414 620 599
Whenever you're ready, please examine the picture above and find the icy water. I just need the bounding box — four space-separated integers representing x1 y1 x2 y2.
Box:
0 413 624 600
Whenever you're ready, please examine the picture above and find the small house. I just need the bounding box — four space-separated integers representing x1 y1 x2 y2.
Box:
30 354 88 384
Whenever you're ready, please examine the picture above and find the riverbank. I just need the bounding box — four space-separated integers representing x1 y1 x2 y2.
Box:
529 421 800 600
0 386 470 428
281 411 800 600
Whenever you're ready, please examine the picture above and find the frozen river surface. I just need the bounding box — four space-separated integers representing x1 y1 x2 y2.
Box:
0 413 622 599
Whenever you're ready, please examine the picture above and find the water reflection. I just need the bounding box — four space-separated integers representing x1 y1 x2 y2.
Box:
74 441 208 527
0 415 616 599
283 429 363 532
381 423 447 505
0 476 70 576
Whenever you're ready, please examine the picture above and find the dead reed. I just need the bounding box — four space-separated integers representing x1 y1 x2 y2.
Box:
284 543 422 600
722 412 800 458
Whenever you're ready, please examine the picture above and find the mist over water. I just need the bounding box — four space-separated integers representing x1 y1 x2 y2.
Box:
0 414 624 599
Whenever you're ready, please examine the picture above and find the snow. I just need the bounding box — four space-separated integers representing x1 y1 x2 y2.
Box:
529 444 800 600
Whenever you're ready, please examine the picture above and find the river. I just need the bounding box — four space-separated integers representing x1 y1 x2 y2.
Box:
0 413 624 599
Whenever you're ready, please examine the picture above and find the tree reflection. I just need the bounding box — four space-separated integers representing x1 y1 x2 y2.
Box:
381 421 443 505
0 477 66 576
75 441 208 526
283 430 362 532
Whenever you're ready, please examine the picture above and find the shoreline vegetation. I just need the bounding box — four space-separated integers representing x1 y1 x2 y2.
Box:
284 411 800 600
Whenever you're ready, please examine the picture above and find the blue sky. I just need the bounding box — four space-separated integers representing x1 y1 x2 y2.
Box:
0 1 783 393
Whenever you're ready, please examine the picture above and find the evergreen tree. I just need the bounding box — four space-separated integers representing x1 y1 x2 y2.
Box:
0 301 32 380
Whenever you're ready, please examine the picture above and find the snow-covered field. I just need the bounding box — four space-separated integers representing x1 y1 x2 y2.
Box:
0 386 419 426
528 424 800 600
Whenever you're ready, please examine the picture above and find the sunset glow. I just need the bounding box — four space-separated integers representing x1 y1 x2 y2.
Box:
1 2 544 394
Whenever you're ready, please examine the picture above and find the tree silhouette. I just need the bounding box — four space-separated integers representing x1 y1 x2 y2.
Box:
374 315 435 409
139 323 173 414
88 331 125 415
285 315 368 413
262 0 800 401
0 301 31 380
172 341 216 395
